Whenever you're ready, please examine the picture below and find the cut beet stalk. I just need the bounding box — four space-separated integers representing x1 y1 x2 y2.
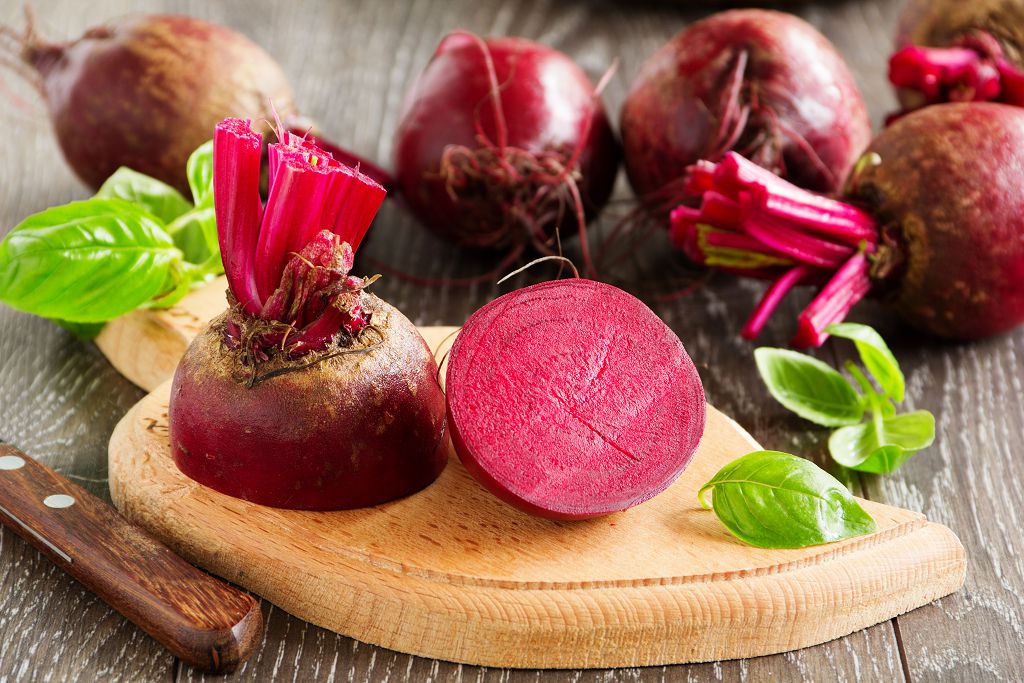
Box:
445 279 706 519
673 152 879 346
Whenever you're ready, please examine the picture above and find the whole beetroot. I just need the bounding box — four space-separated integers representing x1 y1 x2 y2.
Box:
393 32 619 271
621 9 870 214
671 103 1024 345
849 102 1024 339
6 13 295 193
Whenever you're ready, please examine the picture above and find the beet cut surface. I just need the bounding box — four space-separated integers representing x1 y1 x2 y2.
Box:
446 279 706 520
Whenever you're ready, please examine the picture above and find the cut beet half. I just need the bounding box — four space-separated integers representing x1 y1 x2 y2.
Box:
445 279 706 519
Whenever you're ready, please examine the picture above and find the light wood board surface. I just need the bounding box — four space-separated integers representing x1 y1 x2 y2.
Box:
3 0 1022 681
107 352 965 668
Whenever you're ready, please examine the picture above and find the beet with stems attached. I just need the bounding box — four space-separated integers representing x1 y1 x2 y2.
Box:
620 9 871 218
393 31 619 275
890 0 1024 119
0 12 297 194
671 102 1024 346
445 278 706 519
168 118 447 510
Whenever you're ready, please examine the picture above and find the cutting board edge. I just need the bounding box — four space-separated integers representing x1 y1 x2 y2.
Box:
108 395 967 669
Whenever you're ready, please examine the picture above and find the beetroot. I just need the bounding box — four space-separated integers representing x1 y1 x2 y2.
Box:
2 13 295 194
445 279 706 519
620 9 870 217
393 31 619 271
671 103 1024 345
168 118 446 510
890 0 1024 118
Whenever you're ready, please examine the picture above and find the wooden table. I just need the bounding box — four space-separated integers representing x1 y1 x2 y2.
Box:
1 0 1020 680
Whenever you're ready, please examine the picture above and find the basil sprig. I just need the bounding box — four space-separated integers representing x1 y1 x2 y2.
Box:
699 450 876 548
755 323 935 474
0 142 219 338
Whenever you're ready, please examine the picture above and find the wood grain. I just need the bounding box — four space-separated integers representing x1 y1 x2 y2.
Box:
2 0 1021 680
107 368 964 668
0 444 263 673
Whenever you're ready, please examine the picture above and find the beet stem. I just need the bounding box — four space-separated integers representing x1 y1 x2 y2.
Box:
673 152 879 346
888 33 1024 118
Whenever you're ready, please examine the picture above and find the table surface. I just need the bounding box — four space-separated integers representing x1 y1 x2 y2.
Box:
1 0 1021 681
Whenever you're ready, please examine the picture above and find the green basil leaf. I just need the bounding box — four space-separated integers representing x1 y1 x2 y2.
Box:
826 323 905 402
754 347 864 427
698 450 876 548
95 167 192 224
0 199 182 323
186 140 214 207
829 410 935 473
167 206 220 268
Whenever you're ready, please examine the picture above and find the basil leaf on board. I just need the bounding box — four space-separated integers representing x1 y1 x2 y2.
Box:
95 167 192 224
698 450 876 549
826 322 906 402
754 348 864 427
0 199 182 322
829 410 936 474
186 140 214 207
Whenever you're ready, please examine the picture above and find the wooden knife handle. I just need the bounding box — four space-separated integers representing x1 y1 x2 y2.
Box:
0 444 262 673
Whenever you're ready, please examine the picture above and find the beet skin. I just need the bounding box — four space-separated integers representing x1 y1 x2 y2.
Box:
24 14 295 193
849 102 1024 339
169 294 447 510
393 33 619 250
445 279 706 520
621 9 870 203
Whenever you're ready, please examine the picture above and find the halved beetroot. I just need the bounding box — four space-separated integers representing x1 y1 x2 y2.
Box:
445 279 706 519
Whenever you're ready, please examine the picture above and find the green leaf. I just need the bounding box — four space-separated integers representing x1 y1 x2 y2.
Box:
186 140 214 207
829 410 935 473
95 167 192 224
0 199 182 323
754 347 864 427
698 450 876 548
167 206 220 268
826 322 905 402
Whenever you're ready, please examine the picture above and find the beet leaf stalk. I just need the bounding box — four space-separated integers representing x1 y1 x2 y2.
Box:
671 152 878 347
213 117 386 363
889 31 1024 120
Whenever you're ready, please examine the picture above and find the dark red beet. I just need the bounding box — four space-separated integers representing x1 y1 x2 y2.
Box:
445 279 706 519
889 0 1024 118
672 103 1024 345
621 9 870 213
168 117 445 510
169 297 447 510
393 32 619 264
4 13 295 193
850 103 1024 339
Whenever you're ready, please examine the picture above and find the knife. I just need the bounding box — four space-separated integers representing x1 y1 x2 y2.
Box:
0 441 263 674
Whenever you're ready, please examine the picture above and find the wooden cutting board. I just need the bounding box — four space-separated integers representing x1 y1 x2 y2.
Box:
101 278 966 668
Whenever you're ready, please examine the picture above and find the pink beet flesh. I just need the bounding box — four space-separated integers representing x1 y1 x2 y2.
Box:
446 279 706 519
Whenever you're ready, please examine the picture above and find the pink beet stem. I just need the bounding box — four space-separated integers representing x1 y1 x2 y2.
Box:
791 251 873 347
741 265 813 339
888 35 1024 115
675 152 879 346
214 119 265 315
213 117 386 358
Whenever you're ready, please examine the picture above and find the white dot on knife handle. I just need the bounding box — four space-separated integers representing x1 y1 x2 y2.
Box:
43 494 76 509
0 455 26 470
